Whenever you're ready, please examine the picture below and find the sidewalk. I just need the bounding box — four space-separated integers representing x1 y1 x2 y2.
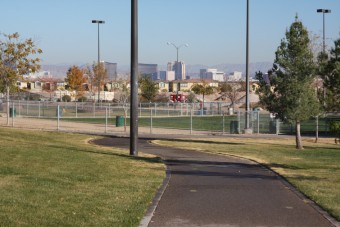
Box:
95 137 338 227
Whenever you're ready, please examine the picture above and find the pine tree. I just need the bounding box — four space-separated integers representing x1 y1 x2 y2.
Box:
320 37 340 111
256 16 319 149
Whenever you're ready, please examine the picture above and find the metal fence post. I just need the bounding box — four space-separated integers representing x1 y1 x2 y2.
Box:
26 100 29 116
154 103 157 117
237 111 241 134
222 111 225 134
257 111 260 134
108 103 111 118
190 108 193 135
105 107 108 133
38 101 41 118
150 108 153 134
93 102 96 118
76 102 78 118
18 100 21 116
57 105 60 131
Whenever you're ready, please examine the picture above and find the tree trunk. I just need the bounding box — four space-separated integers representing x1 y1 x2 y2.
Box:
295 120 304 149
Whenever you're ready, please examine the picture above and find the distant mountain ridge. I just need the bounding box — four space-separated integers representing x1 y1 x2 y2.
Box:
41 62 273 79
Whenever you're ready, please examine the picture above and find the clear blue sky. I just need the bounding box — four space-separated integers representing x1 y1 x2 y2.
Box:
1 0 339 66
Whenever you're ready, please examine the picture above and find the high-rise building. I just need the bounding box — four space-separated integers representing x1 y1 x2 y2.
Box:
104 62 118 81
139 63 158 80
200 68 225 82
167 61 186 80
159 71 175 81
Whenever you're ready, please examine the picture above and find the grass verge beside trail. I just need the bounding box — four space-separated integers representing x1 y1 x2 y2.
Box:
153 137 340 221
0 128 164 226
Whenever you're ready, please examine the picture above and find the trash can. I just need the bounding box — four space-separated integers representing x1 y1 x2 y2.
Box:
230 120 239 134
9 108 16 118
116 116 124 127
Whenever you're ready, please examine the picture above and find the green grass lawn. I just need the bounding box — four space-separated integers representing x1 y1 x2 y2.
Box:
0 128 164 226
153 137 340 221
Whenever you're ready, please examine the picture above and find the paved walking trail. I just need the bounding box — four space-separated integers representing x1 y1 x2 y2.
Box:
95 137 337 227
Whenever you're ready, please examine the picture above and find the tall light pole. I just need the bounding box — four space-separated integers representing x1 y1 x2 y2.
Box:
130 0 138 156
167 42 189 63
245 0 251 133
316 9 331 143
317 9 331 53
92 19 105 102
167 42 189 81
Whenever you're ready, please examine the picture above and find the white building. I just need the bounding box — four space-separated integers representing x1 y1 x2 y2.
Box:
200 68 225 82
159 71 175 81
167 61 186 80
227 71 242 81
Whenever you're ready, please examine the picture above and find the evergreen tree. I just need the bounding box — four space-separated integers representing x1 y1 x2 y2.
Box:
256 16 319 149
319 37 340 111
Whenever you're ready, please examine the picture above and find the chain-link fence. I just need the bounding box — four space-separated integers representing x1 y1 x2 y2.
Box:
0 99 339 136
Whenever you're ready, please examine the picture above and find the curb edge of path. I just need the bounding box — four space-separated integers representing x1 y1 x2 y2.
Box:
139 160 172 227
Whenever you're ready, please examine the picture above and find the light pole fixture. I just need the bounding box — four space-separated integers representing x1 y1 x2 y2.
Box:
167 42 189 62
317 9 331 53
244 0 251 133
92 19 105 102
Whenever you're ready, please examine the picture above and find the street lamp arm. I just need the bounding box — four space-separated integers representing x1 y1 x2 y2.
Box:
167 42 189 62
167 42 189 50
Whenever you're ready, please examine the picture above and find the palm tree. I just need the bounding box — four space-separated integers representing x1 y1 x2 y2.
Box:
191 80 215 110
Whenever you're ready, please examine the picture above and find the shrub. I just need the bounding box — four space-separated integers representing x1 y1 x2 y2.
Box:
62 95 71 102
78 96 87 102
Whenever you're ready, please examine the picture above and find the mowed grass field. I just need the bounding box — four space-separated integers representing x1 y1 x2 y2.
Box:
153 137 340 221
0 128 164 226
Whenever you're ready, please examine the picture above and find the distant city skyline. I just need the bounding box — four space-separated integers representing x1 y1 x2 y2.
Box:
1 0 340 66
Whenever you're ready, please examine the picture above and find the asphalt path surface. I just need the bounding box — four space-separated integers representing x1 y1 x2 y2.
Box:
94 137 335 227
